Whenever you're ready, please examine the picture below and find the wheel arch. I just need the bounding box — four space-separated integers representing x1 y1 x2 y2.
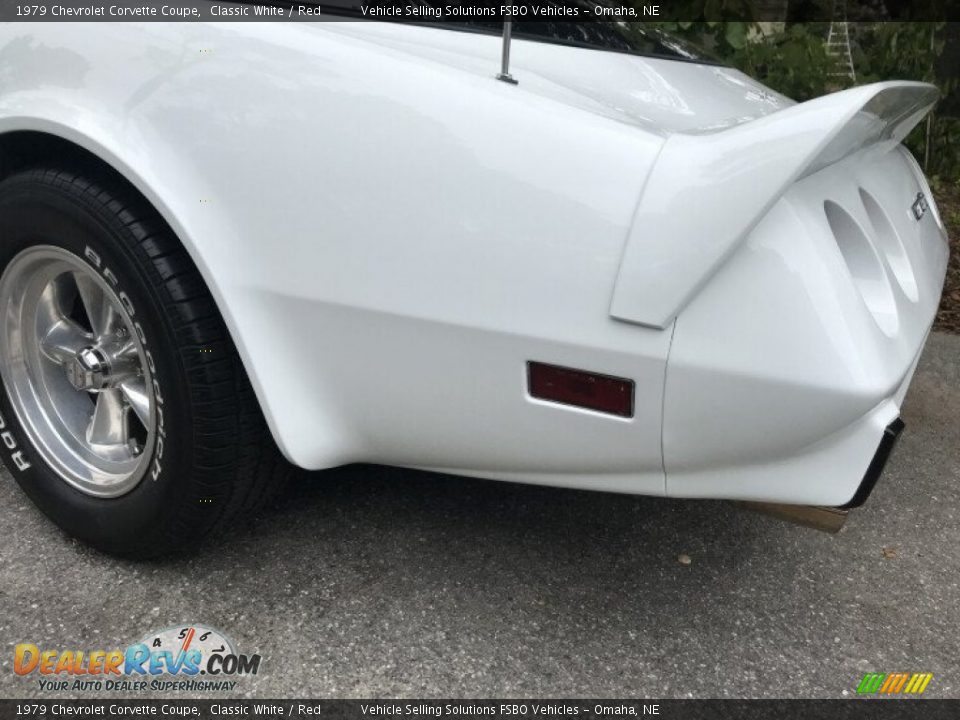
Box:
0 123 296 466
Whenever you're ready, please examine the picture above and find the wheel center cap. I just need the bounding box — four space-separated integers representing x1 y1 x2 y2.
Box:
65 347 111 391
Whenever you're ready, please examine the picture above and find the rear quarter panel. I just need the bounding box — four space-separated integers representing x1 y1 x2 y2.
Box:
0 22 671 492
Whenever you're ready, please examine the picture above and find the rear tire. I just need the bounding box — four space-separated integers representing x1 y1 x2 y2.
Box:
0 166 289 558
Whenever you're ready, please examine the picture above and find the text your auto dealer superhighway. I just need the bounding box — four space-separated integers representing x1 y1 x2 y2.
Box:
47 4 200 16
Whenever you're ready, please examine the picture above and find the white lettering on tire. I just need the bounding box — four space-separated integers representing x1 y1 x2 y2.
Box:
0 410 31 472
83 246 165 481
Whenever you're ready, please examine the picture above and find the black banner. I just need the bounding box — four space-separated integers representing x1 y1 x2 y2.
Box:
1 0 960 22
2 700 960 719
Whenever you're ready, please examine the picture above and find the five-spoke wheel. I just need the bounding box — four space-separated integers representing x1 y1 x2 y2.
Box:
0 246 155 497
0 166 287 557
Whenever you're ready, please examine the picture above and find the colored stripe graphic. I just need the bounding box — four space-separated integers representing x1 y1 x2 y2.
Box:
879 673 899 693
857 673 886 694
858 672 933 695
892 673 909 693
911 673 934 694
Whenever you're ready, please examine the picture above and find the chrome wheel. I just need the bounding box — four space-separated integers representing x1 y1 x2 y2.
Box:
0 246 155 497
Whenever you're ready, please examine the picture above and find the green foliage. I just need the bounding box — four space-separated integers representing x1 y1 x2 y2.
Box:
853 22 944 83
734 24 841 101
914 116 960 181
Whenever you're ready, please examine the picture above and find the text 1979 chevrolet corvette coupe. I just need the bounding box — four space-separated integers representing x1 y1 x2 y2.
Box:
0 16 949 557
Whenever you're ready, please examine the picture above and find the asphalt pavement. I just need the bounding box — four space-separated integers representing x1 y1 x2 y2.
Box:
1 332 958 699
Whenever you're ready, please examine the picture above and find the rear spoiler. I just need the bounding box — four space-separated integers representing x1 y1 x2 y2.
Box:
609 81 939 329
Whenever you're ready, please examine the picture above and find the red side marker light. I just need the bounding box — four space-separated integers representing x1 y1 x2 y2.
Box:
527 362 634 418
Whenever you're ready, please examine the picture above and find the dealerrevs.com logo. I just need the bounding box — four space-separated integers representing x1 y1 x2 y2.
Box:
14 624 262 693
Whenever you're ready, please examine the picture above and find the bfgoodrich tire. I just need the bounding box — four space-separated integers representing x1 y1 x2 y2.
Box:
0 166 289 558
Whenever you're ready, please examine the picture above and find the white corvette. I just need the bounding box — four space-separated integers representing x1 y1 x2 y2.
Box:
0 17 948 556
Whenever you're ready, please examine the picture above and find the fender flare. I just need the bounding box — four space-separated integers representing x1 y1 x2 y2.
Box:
0 113 298 464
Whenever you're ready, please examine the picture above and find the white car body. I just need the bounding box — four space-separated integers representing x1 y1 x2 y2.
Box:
0 20 948 511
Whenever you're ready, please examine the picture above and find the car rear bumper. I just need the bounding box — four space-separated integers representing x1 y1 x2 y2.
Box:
662 145 947 507
739 416 905 533
841 416 905 509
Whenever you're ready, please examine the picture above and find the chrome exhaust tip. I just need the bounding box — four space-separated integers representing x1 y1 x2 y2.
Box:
738 501 849 534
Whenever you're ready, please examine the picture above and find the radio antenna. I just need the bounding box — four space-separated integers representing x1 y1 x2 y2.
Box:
496 19 518 85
